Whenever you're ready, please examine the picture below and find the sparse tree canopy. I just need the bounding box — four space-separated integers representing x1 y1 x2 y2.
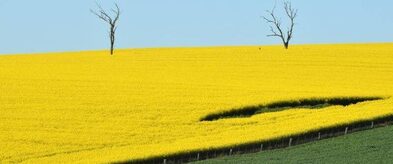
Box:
91 2 120 55
263 1 297 49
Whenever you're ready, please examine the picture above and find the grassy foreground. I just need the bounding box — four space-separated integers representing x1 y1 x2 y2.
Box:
194 125 393 164
1 44 393 163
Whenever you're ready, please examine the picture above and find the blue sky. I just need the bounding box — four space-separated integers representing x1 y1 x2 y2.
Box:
0 0 392 54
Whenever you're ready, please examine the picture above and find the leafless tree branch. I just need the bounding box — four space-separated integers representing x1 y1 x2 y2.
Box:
91 2 121 55
263 1 297 49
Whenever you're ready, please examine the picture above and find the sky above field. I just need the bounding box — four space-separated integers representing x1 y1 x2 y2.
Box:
0 0 392 54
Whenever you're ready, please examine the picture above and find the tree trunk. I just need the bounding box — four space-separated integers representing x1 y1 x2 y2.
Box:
110 37 114 55
110 30 115 55
110 43 114 55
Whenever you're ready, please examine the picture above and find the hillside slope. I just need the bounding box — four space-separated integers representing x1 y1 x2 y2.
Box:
1 44 393 163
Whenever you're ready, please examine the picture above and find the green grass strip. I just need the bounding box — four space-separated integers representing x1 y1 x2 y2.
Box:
194 125 393 164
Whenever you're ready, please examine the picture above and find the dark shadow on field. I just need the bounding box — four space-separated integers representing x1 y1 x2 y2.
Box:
200 97 384 121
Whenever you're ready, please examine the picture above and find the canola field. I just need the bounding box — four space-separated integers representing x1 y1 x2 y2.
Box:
1 43 393 163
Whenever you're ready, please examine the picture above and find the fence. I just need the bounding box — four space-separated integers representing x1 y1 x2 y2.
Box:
116 115 393 164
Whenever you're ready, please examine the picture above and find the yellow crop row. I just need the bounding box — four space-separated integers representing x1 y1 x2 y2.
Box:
0 43 392 163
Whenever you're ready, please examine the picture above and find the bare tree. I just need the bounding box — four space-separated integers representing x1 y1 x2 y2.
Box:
263 1 297 49
91 2 120 55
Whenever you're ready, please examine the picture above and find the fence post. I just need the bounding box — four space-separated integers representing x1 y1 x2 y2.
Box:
163 159 166 164
197 153 200 161
345 127 348 135
260 144 264 151
371 121 374 128
289 138 293 147
229 149 233 155
318 132 321 140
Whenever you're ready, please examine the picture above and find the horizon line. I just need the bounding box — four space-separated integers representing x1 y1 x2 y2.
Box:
1 41 392 56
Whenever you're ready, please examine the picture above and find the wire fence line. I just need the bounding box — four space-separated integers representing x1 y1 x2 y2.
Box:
116 115 393 164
